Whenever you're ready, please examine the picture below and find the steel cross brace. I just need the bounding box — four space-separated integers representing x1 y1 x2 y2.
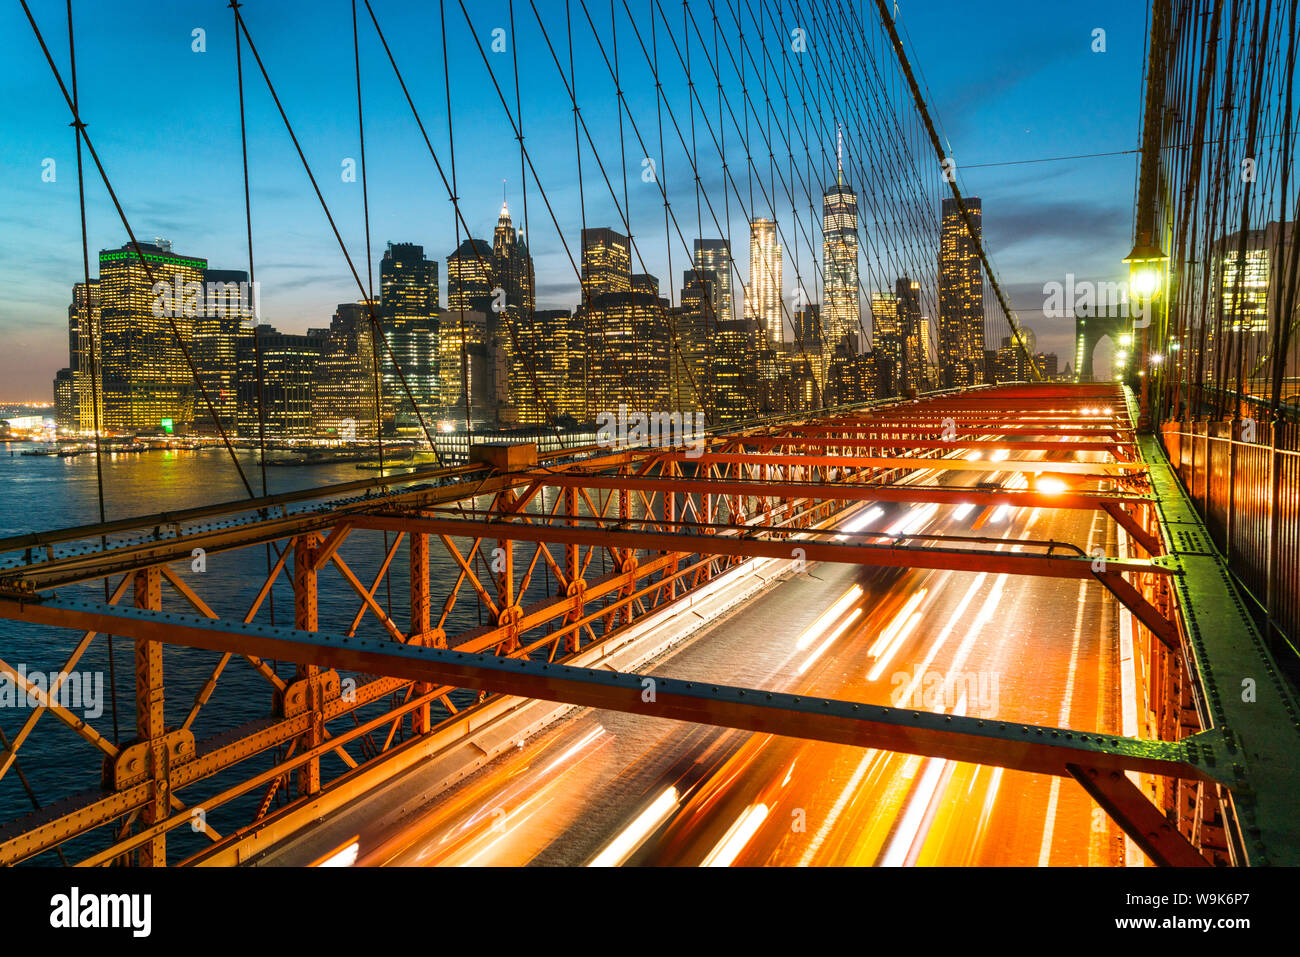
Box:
352 513 1170 581
0 595 1227 866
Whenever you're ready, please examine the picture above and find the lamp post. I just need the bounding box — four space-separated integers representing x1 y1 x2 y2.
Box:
1124 233 1169 430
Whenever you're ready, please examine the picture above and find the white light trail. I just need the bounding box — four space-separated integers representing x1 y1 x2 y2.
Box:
866 611 924 681
867 589 929 658
588 787 680 867
701 803 770 867
796 608 864 675
795 585 862 651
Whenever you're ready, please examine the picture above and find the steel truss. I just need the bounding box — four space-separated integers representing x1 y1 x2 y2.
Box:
0 386 1236 865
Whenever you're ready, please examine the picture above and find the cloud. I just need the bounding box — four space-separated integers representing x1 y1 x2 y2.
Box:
993 196 1128 242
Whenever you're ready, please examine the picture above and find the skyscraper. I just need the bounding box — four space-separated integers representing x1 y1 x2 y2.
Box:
237 325 323 439
70 280 100 433
439 309 488 422
996 330 1038 383
870 292 901 395
748 218 783 352
192 267 253 433
896 276 928 393
822 132 860 355
381 242 439 325
312 303 379 441
693 239 734 325
446 238 495 313
583 284 670 413
581 228 632 299
511 308 576 424
674 269 718 411
53 368 76 431
938 196 985 387
679 257 750 422
98 241 207 433
493 202 534 313
380 243 439 437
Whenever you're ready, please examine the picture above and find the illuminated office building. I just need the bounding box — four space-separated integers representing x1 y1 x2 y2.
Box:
996 331 1038 383
748 218 783 352
583 286 670 413
709 315 753 425
381 242 439 323
918 320 937 387
380 243 440 438
693 239 734 325
870 292 902 396
581 228 632 299
98 240 207 433
822 134 860 354
673 270 719 412
447 238 495 313
493 202 535 314
385 316 439 438
761 354 819 415
897 276 928 392
313 303 379 441
53 369 76 431
825 333 877 405
439 309 495 425
938 196 985 387
791 302 826 388
70 280 101 433
511 308 577 424
192 267 253 433
675 265 753 421
236 325 324 439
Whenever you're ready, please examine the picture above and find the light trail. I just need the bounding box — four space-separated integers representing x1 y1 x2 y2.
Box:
796 607 863 675
868 588 929 658
588 786 680 867
701 803 770 867
794 585 863 651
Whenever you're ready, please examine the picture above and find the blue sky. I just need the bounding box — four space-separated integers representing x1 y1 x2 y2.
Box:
0 0 1148 398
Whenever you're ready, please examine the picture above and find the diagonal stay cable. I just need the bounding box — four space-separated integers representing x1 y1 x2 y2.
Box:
20 0 256 497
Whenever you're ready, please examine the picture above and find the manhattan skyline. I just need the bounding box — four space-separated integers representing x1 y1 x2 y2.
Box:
1 0 1146 398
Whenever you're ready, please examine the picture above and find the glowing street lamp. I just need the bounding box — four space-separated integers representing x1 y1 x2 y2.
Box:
1124 236 1168 300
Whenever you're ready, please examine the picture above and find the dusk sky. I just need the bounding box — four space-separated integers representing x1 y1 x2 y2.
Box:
0 0 1148 399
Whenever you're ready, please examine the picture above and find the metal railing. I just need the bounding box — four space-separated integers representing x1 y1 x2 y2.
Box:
1161 417 1300 679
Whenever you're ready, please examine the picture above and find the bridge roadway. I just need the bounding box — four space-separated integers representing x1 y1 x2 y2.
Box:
258 448 1133 866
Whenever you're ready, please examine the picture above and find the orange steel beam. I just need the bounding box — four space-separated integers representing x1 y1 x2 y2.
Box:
0 597 1227 790
513 471 1150 513
351 513 1168 581
723 436 1125 453
780 425 1132 438
806 414 1120 422
133 566 166 867
662 452 1144 475
293 534 323 797
1067 763 1212 866
0 495 858 863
